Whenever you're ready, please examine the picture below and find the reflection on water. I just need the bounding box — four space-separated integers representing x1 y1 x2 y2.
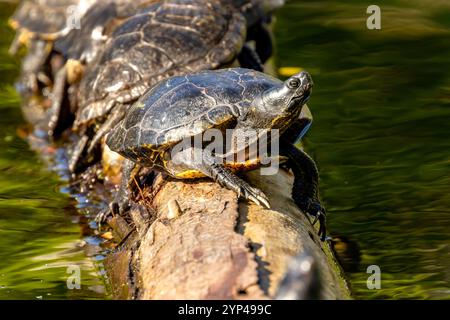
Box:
0 2 107 300
275 0 450 299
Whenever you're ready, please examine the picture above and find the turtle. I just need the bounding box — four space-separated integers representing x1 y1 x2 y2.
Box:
9 0 96 95
43 0 159 137
68 0 261 173
105 68 327 240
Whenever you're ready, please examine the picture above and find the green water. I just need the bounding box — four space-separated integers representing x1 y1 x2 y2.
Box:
0 2 107 299
0 0 449 300
275 0 450 299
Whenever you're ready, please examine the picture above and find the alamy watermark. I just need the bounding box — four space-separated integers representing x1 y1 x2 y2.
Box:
170 128 282 176
367 5 381 30
66 5 82 30
66 265 81 290
366 265 381 289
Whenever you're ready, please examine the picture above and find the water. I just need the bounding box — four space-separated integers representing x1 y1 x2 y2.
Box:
275 0 450 299
0 2 107 300
0 0 449 300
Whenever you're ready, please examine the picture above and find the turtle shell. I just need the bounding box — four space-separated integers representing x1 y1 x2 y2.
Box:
106 68 281 162
10 0 95 41
53 0 119 63
74 0 247 128
54 0 157 63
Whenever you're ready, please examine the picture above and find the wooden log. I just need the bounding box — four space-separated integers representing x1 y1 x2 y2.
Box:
104 168 351 300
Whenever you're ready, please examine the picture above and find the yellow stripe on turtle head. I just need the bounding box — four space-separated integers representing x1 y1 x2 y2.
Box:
278 67 304 77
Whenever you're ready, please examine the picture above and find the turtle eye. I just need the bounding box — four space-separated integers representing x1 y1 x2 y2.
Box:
288 78 301 88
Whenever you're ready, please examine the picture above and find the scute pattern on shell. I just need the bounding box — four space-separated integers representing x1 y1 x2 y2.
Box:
75 0 247 128
54 0 118 62
106 68 282 161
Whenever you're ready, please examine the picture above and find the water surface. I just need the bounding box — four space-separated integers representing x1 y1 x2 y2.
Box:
275 0 450 299
0 1 107 300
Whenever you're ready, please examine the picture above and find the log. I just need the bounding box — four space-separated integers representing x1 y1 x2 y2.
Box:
103 168 351 300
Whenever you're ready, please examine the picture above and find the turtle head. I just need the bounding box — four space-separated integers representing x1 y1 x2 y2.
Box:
251 71 313 131
283 71 313 108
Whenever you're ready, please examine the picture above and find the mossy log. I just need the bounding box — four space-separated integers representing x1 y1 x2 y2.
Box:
103 169 351 300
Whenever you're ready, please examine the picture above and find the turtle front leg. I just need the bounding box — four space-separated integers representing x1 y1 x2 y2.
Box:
87 104 127 155
16 40 50 95
280 143 327 240
45 66 67 137
169 147 270 208
209 161 270 208
68 134 89 173
95 158 139 224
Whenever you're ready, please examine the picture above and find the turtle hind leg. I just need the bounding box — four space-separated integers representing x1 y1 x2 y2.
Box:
9 32 22 56
68 134 89 173
96 159 138 224
281 143 327 240
87 104 127 155
237 44 264 72
69 105 126 173
169 148 270 208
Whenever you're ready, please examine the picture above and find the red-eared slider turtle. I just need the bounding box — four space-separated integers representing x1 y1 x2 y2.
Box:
43 0 158 137
9 0 96 95
105 68 327 240
68 0 252 173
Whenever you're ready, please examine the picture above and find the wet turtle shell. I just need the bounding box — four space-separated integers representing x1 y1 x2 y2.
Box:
74 0 247 129
54 0 157 65
106 68 281 164
9 0 96 98
9 0 95 44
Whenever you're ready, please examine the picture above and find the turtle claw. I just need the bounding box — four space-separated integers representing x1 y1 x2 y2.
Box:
241 185 270 209
209 162 271 209
249 194 271 209
295 197 327 241
311 213 319 226
259 197 271 209
94 196 130 228
314 210 327 241
95 207 113 227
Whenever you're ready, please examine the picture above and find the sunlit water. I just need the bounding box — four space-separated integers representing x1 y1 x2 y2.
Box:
275 0 450 299
0 2 108 300
0 0 449 300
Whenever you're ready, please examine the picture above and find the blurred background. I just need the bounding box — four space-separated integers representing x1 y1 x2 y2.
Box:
0 0 449 299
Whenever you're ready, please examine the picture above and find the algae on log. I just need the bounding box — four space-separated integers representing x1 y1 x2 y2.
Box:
104 169 351 300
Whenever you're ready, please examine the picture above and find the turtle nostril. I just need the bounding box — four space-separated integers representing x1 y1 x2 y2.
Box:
299 72 313 86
